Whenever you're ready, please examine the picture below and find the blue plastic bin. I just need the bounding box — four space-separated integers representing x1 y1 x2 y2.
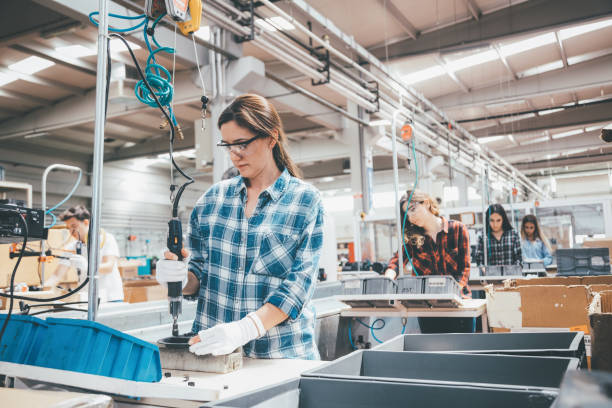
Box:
127 256 152 276
0 314 48 364
35 318 162 382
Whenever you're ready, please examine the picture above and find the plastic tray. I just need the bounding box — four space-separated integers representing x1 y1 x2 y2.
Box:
0 314 48 364
362 277 397 294
303 350 576 390
340 278 364 295
396 276 424 294
422 275 461 296
204 377 557 408
373 332 587 368
557 248 611 276
34 317 162 382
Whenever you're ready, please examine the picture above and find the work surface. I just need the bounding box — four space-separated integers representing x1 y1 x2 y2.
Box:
0 358 324 407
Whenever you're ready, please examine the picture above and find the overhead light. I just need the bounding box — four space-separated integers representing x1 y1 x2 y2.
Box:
550 176 557 193
24 132 48 139
0 72 18 87
55 45 96 59
123 142 136 148
518 60 564 78
521 136 550 145
369 119 391 127
538 108 564 116
255 16 295 32
499 32 556 57
194 26 210 41
558 18 612 40
321 176 335 183
477 135 505 144
403 65 445 85
499 113 536 124
586 124 604 132
552 129 583 139
9 56 55 75
449 49 498 72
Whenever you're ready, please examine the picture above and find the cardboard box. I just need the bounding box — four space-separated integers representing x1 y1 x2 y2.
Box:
589 290 612 372
118 258 146 280
583 238 612 264
123 279 167 303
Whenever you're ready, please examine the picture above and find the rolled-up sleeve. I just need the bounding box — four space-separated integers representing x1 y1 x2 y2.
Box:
187 203 209 286
265 201 324 320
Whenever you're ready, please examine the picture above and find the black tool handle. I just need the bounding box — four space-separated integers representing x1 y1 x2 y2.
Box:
167 218 183 261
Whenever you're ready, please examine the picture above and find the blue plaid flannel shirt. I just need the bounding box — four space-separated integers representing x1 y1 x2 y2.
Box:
187 169 324 359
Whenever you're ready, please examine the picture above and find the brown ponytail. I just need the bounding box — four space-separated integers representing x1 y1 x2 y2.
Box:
218 94 302 178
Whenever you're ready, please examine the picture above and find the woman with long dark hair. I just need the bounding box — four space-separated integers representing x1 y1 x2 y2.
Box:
474 204 522 267
156 94 324 359
521 214 553 266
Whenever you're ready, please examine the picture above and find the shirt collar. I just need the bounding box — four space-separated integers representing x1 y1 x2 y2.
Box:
235 168 290 202
440 216 449 234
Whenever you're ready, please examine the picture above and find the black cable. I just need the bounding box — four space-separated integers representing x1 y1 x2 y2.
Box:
0 212 28 345
108 33 194 218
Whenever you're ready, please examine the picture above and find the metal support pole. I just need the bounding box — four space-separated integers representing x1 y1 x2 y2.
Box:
391 105 404 276
481 164 488 268
41 164 82 287
88 0 109 321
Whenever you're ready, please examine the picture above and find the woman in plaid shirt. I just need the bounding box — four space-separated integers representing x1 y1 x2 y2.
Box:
473 204 522 268
156 94 324 359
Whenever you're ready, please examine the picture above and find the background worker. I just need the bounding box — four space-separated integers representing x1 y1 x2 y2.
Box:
474 204 523 268
521 214 553 266
156 94 324 359
47 205 124 302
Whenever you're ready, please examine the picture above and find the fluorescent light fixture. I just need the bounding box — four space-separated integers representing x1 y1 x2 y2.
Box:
568 47 612 65
24 132 48 139
586 124 604 132
0 72 17 87
499 113 536 124
518 60 564 78
443 186 459 202
499 32 556 57
550 176 557 193
9 56 55 75
194 26 210 41
552 129 583 139
538 108 564 116
521 136 550 145
507 134 517 144
55 45 96 59
403 65 445 85
559 18 612 40
320 176 335 183
123 141 136 148
450 49 498 71
478 135 506 144
255 16 295 32
369 119 391 127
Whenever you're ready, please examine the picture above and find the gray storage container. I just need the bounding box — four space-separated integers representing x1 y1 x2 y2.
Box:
557 248 611 276
373 332 587 368
303 350 577 390
205 377 557 408
423 275 461 296
312 281 342 299
484 265 503 276
396 276 424 294
340 278 365 295
362 276 397 294
503 264 523 276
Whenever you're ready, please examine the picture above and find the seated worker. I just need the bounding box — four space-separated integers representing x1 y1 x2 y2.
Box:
520 214 553 266
47 205 124 302
384 189 474 333
474 204 522 268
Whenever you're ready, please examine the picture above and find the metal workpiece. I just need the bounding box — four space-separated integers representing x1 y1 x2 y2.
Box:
158 336 243 374
373 332 587 367
204 377 558 408
302 350 577 391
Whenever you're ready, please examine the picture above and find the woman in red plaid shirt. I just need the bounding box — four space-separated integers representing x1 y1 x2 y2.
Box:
384 189 474 332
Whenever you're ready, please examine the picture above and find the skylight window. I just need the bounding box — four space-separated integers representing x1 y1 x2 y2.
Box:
8 56 55 75
477 135 506 144
520 136 550 145
558 18 612 40
449 49 498 71
403 65 445 85
255 16 295 32
55 45 97 59
538 108 564 116
0 72 17 87
552 129 583 139
498 32 556 57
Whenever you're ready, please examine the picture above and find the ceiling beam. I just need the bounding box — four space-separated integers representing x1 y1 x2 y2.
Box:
0 89 50 106
11 43 97 76
0 64 85 95
472 100 612 137
554 32 569 68
433 53 612 110
376 0 418 40
435 55 469 93
464 0 482 21
36 0 211 67
514 150 612 171
368 0 612 60
104 130 194 162
0 69 205 141
496 130 605 159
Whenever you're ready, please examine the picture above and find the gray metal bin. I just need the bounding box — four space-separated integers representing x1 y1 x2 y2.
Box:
373 332 587 368
302 350 577 390
340 278 365 295
396 276 424 294
423 275 461 296
204 377 557 408
362 276 397 294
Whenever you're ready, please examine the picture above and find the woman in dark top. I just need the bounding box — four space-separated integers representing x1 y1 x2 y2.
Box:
474 204 522 268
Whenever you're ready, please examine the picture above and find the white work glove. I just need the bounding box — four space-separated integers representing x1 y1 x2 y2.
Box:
155 259 188 288
59 254 88 274
189 312 265 356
